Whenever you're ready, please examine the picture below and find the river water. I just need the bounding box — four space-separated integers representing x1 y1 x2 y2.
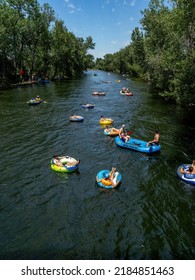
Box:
0 70 194 260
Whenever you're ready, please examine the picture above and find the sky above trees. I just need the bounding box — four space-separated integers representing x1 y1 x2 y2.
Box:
38 0 151 58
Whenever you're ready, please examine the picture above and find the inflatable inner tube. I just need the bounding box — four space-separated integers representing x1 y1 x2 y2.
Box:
102 178 112 186
51 156 79 173
28 98 42 105
96 169 122 189
82 104 95 109
99 118 114 125
176 164 195 186
104 128 119 136
69 116 84 122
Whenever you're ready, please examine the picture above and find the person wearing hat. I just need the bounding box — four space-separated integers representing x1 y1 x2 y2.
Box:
35 95 41 101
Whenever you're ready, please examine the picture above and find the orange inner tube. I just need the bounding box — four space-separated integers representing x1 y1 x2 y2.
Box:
102 178 112 186
109 131 119 135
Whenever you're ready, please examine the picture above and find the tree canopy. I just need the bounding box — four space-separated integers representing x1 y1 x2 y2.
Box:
95 0 195 106
0 0 95 83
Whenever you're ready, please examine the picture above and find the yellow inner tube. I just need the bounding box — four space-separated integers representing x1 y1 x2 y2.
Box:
100 118 113 125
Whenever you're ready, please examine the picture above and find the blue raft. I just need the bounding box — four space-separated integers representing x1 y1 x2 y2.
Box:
96 169 122 189
115 136 161 154
176 164 195 186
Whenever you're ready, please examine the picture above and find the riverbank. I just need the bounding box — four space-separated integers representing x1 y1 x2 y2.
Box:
0 81 38 90
0 75 72 91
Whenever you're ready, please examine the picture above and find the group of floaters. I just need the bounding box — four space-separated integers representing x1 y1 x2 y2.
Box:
48 103 195 187
50 154 121 189
50 85 194 187
103 124 161 154
115 127 161 154
69 103 95 121
92 88 134 97
120 87 133 96
50 118 163 189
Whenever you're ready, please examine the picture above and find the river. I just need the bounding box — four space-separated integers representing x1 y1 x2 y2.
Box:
0 70 194 260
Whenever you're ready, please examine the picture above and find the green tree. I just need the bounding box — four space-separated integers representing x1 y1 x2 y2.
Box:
131 27 145 69
0 0 96 83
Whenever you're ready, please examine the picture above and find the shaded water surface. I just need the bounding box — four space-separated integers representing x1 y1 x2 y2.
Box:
0 70 194 259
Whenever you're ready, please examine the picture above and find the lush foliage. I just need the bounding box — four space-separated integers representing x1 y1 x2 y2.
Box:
0 0 95 82
95 0 195 106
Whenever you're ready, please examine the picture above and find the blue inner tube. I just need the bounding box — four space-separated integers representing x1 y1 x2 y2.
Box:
176 164 195 186
96 169 122 189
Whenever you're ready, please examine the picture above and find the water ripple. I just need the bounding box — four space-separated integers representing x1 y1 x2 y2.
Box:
0 71 194 260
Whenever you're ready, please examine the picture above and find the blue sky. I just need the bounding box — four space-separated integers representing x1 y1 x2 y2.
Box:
38 0 151 59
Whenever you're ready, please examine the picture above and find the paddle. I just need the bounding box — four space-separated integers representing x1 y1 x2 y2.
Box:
127 131 133 135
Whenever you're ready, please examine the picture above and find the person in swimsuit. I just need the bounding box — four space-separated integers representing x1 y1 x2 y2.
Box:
180 165 195 174
96 167 118 187
100 115 105 122
147 130 160 146
120 132 130 142
104 126 119 133
53 155 80 167
35 95 41 101
119 124 125 137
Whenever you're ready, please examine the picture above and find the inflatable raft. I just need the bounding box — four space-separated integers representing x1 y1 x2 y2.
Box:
96 169 122 189
115 136 161 153
176 164 195 186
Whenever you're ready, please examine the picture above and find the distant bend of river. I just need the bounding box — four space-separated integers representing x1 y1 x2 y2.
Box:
0 70 194 260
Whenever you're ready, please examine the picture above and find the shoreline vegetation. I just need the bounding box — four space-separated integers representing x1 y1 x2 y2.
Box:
0 0 95 91
0 76 70 90
0 0 194 107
